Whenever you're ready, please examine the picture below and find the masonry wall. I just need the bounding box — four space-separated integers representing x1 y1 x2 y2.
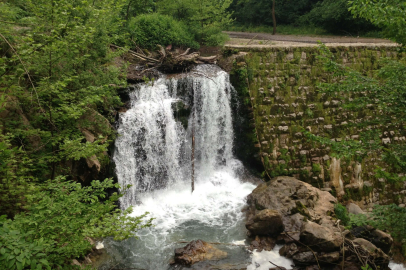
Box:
229 45 406 209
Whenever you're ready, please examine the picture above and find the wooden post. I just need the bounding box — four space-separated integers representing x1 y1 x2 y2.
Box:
191 113 195 193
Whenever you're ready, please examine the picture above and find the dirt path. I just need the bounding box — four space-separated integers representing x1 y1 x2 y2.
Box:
224 31 397 48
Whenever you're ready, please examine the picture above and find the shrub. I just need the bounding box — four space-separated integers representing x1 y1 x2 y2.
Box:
128 13 199 49
0 178 153 269
334 203 350 226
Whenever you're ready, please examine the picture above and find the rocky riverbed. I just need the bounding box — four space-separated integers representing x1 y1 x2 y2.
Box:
172 176 399 270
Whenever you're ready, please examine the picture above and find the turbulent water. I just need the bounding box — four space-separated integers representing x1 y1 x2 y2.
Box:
103 64 405 270
106 65 261 269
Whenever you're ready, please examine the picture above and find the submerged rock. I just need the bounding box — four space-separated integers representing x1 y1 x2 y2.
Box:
174 240 228 265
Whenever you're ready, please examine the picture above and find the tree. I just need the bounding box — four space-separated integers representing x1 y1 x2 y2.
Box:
272 0 276 35
157 0 233 45
0 0 128 182
0 1 155 268
349 0 406 46
299 0 377 34
0 178 153 269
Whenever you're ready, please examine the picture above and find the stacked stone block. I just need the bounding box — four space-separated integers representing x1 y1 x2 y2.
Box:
234 45 405 208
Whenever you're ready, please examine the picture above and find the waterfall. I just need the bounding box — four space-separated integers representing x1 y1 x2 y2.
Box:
108 65 257 270
114 65 236 209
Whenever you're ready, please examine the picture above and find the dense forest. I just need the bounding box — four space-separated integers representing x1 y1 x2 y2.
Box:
0 0 405 269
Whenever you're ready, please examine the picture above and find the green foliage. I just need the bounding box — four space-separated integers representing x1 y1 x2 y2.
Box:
227 0 380 36
361 265 373 270
128 13 199 49
312 163 321 174
334 203 350 226
350 204 406 253
349 0 406 46
0 134 35 218
0 0 128 182
0 178 153 269
0 1 154 268
158 0 232 45
229 0 320 27
305 42 406 182
299 0 377 34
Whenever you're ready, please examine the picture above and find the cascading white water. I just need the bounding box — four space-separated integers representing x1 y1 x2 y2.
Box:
113 76 185 209
106 65 294 270
114 65 237 209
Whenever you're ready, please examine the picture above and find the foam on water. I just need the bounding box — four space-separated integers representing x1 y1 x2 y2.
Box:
390 262 406 270
129 167 255 232
247 246 294 270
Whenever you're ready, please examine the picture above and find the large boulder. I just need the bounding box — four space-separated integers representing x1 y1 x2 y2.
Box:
353 238 390 266
351 225 393 254
246 209 284 236
300 221 343 252
244 176 392 270
174 240 227 265
245 176 337 242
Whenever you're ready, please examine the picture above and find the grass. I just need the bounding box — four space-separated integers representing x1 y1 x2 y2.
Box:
225 24 384 38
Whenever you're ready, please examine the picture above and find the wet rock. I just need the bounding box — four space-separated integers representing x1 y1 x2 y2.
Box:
300 221 343 252
292 251 316 265
246 209 284 236
174 240 228 265
279 243 299 258
249 235 276 251
319 251 340 263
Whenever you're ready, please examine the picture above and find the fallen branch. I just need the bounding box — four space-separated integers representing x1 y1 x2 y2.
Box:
110 44 159 63
269 260 284 270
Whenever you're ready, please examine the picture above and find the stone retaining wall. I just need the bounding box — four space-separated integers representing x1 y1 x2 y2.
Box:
227 45 406 209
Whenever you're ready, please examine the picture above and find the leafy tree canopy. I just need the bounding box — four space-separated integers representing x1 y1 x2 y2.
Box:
349 0 406 46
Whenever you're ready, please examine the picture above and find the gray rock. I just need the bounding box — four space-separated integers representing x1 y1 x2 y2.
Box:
300 221 343 252
346 203 365 215
246 209 284 236
353 238 378 253
292 251 316 264
351 225 393 254
174 240 227 265
319 251 340 263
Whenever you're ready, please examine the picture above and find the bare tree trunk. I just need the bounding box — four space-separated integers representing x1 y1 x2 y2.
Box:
272 0 277 35
191 113 195 193
126 1 131 21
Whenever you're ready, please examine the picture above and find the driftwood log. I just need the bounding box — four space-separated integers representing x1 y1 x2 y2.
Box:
110 44 218 82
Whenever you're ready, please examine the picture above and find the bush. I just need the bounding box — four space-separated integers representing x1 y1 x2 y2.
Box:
298 0 378 34
195 24 229 46
128 13 199 49
334 203 350 226
0 178 153 269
